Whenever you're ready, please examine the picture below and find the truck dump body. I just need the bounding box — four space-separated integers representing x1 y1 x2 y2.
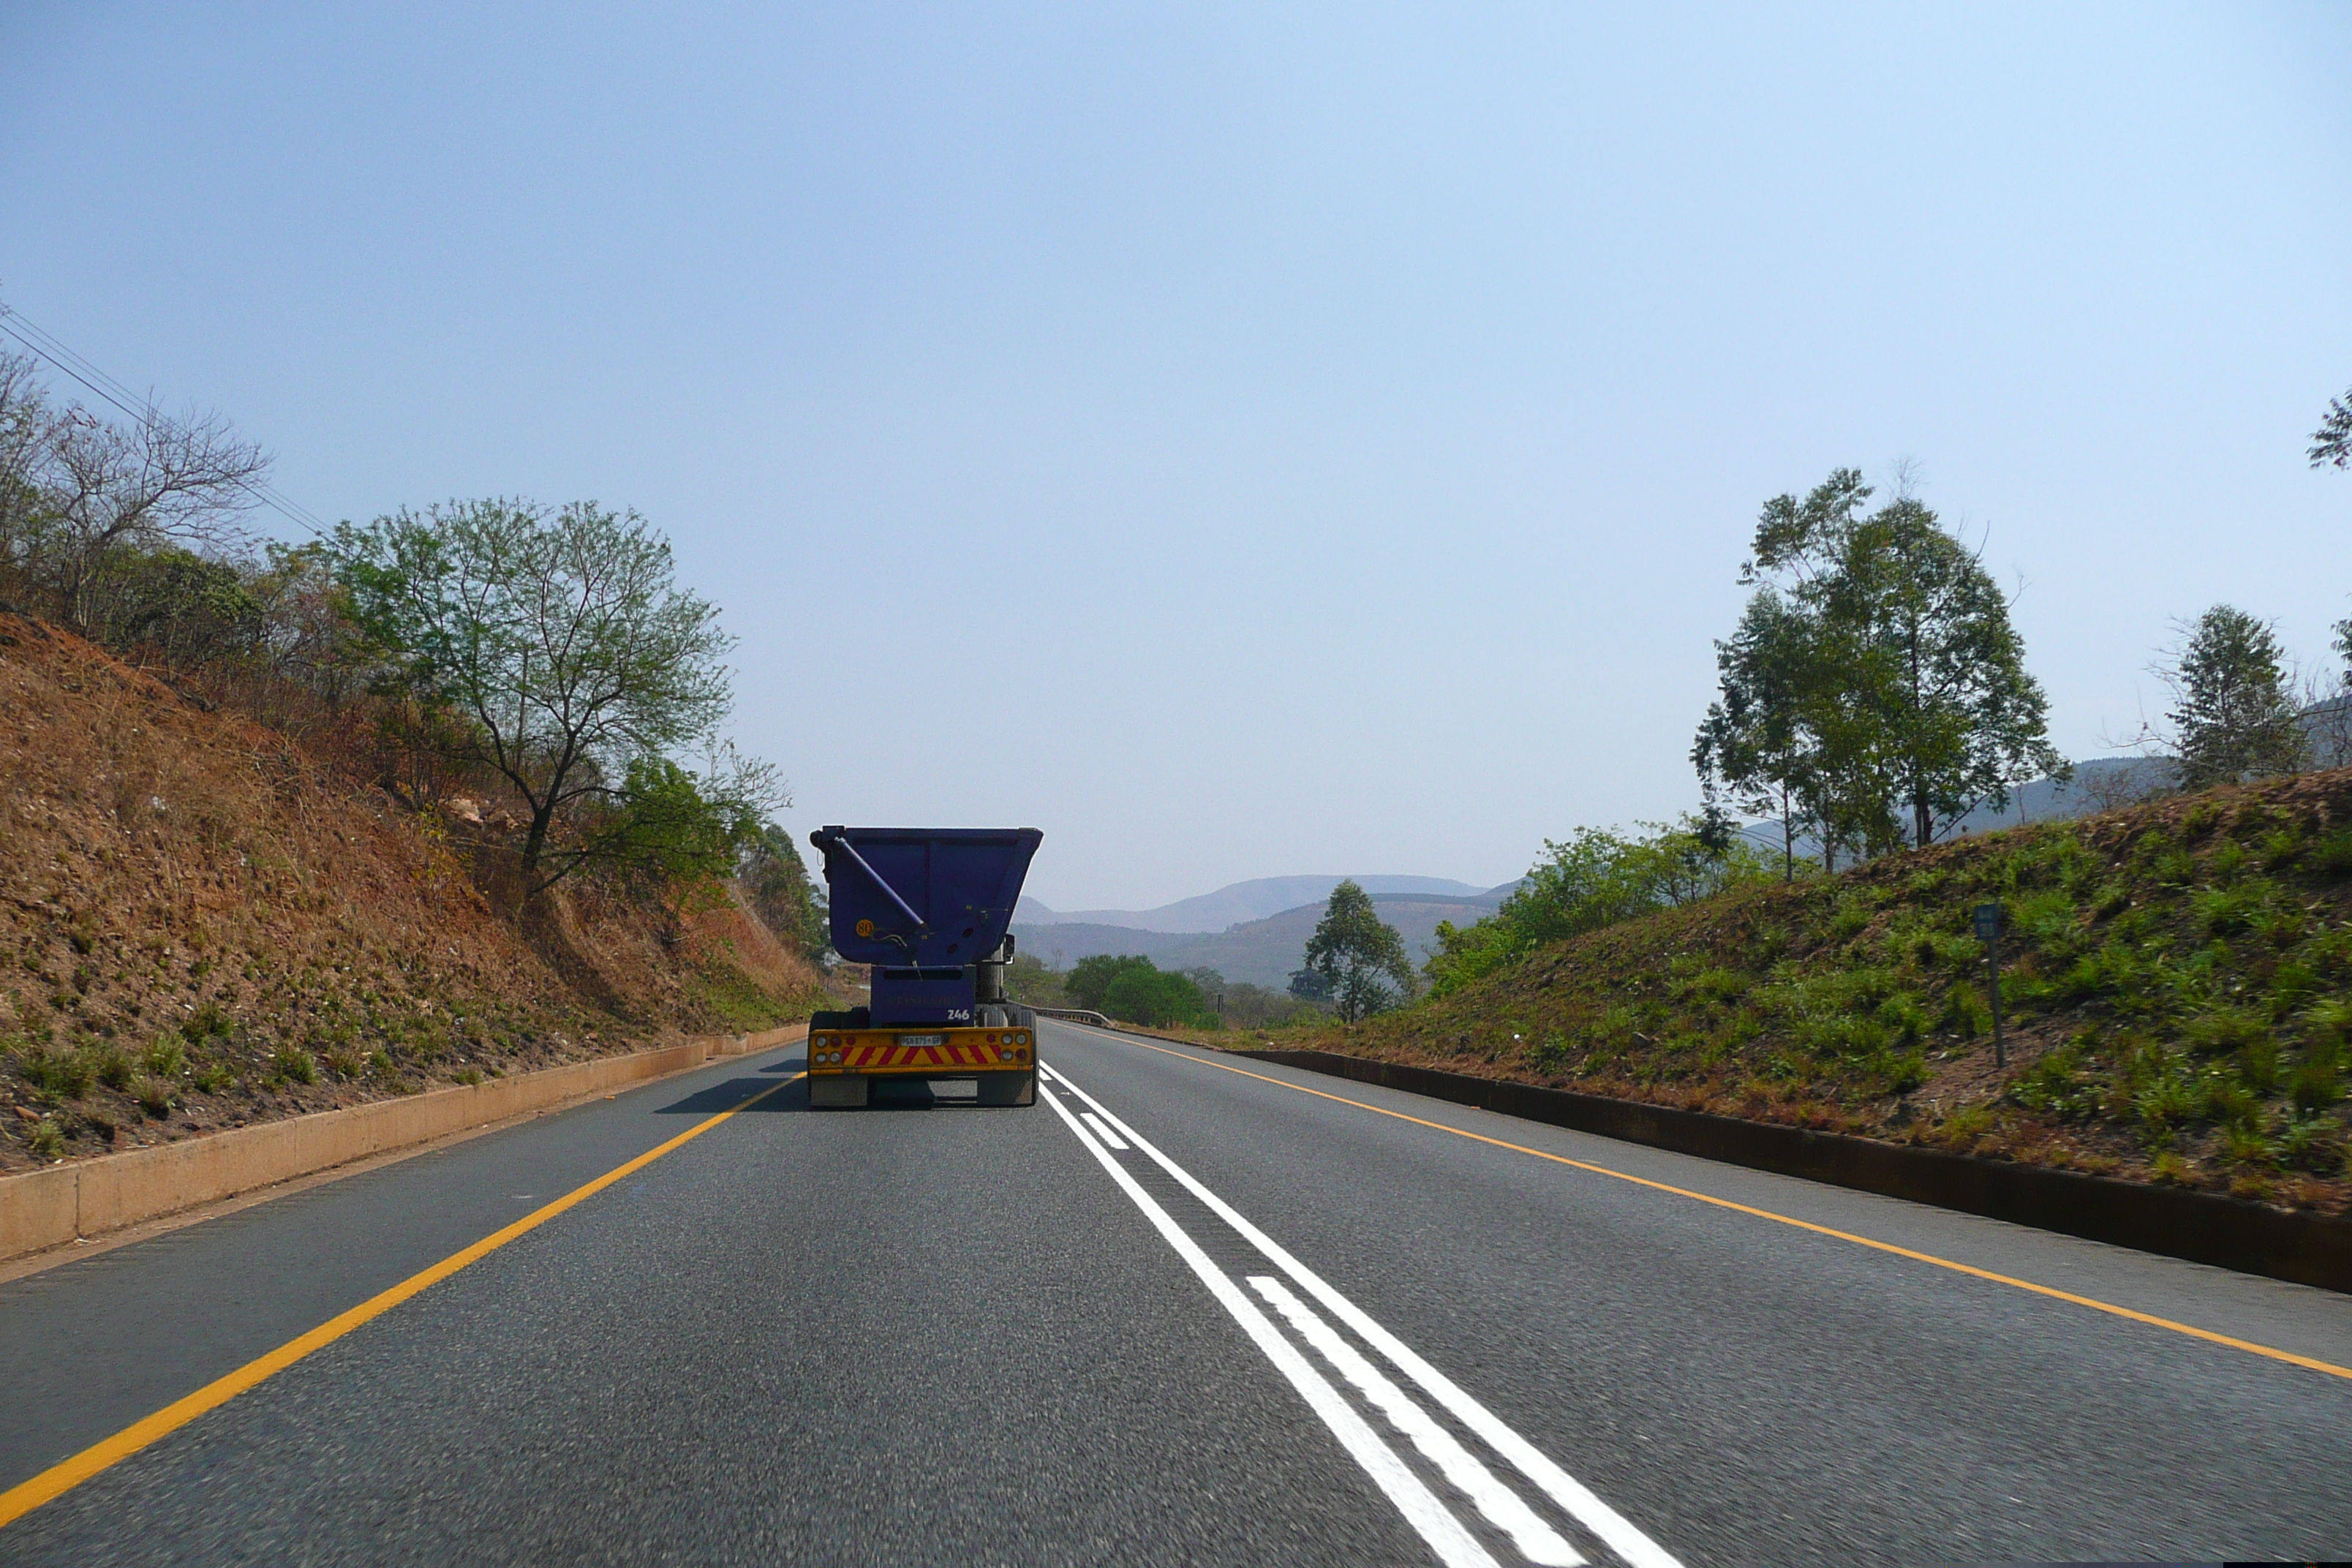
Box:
806 826 1044 1108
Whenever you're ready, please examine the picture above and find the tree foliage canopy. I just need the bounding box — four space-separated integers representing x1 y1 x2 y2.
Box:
333 498 774 896
1697 468 2063 863
2311 386 2352 470
1063 954 1215 1028
2166 605 2306 788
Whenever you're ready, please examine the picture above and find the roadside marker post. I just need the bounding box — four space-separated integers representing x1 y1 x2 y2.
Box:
1974 902 2005 1068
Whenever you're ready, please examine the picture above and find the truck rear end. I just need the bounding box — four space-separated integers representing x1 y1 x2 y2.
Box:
804 826 1044 1109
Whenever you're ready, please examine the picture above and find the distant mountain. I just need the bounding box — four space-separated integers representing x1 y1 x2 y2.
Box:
1017 874 1494 934
1011 893 1501 989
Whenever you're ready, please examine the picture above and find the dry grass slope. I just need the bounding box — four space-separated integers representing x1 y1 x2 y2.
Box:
0 614 828 1170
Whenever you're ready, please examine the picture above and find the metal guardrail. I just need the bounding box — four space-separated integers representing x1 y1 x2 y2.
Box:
1025 1006 1114 1028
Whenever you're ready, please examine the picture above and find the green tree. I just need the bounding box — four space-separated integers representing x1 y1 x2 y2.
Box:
333 499 772 897
2166 605 2306 788
605 757 745 886
1303 880 1414 1023
1102 965 1212 1028
1065 954 1158 1013
1737 468 2063 852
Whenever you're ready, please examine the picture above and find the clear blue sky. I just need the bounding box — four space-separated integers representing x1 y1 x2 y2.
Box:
4 3 2348 910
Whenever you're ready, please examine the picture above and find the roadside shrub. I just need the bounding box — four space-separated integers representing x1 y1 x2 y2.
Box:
2220 1122 2274 1166
2133 1069 2201 1134
451 1067 486 1085
271 1047 319 1086
16 1041 94 1101
181 1000 233 1044
2193 884 2264 938
93 1043 133 1092
2185 1008 2268 1059
2015 1045 2098 1122
191 1063 234 1093
2307 829 2352 878
2290 1044 2345 1113
29 1117 64 1159
321 1046 366 1079
2258 829 2307 871
143 1033 186 1078
1872 1049 1928 1096
1937 1106 1994 1147
1875 992 1930 1046
133 1074 174 1117
2198 1070 2260 1128
2277 1115 2345 1175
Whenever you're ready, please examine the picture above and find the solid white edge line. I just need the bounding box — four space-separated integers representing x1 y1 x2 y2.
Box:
1037 1066 1499 1568
1047 1046 1686 1568
1250 1275 1584 1567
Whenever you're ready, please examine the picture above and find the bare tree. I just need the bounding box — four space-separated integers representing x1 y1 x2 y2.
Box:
0 353 268 630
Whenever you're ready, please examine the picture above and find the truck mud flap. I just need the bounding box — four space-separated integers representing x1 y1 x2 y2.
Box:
807 1074 870 1109
977 1070 1036 1107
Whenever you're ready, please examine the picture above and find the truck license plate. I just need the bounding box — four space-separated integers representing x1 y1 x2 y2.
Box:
897 1033 946 1048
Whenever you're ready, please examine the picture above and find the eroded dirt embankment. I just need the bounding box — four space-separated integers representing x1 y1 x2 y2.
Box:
0 614 826 1171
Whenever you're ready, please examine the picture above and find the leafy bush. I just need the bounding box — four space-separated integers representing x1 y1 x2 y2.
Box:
1425 817 1774 997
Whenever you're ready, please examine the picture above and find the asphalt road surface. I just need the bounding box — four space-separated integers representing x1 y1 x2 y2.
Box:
2 1019 2348 1565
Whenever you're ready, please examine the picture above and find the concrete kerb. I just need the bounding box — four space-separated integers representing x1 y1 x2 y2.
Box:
1233 1047 2352 1297
0 1023 805 1263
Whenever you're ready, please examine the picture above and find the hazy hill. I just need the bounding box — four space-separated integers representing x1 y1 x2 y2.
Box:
1012 892 1501 988
1016 873 1495 934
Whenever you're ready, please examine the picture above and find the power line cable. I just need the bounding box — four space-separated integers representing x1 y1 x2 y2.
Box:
0 300 335 540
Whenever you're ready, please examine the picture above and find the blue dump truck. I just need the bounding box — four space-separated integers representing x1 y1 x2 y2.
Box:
803 826 1045 1109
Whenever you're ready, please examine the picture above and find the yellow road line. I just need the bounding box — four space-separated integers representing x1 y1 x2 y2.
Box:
1096 1032 2352 1385
0 1071 806 1531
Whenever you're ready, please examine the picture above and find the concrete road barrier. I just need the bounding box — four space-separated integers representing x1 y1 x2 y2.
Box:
0 1023 805 1263
1237 1048 2352 1297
